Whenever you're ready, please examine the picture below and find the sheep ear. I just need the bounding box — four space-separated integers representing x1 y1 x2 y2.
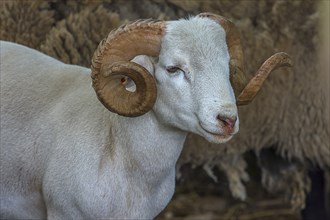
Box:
131 55 155 75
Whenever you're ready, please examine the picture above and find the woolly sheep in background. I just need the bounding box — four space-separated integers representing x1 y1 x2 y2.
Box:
1 0 328 218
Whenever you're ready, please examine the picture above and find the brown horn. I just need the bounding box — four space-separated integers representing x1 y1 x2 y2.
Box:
197 13 246 97
197 13 292 106
236 52 293 105
91 20 165 117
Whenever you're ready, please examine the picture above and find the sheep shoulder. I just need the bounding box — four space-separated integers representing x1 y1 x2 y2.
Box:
0 41 108 156
0 41 117 218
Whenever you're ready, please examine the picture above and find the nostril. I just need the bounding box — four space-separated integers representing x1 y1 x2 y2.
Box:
217 115 237 128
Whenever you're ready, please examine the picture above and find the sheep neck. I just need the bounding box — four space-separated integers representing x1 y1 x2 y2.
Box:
109 111 187 182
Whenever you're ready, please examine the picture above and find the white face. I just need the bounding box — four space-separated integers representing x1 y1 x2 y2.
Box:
151 17 239 143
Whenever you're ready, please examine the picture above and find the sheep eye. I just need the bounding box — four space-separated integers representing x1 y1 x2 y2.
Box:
166 66 183 74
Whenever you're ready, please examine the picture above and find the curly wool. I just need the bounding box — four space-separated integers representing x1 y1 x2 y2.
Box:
0 1 54 49
40 5 121 67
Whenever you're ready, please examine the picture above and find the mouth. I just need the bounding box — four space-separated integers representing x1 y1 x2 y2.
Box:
199 125 233 141
196 116 238 143
203 129 231 138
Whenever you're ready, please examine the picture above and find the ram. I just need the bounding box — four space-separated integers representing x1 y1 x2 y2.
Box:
0 13 290 219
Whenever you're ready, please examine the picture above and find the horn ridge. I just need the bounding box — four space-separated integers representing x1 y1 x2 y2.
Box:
236 52 293 105
91 19 165 117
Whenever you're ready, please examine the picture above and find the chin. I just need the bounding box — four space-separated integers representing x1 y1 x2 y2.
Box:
203 132 234 144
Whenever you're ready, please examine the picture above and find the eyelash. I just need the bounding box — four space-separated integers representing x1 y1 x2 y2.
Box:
166 66 184 74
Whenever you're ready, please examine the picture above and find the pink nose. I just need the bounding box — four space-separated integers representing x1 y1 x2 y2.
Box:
217 115 237 129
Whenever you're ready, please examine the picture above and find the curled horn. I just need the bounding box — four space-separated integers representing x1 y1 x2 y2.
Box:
197 13 292 105
236 52 292 105
91 20 165 117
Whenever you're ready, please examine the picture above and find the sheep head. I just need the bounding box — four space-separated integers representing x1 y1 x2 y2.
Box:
91 13 292 142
